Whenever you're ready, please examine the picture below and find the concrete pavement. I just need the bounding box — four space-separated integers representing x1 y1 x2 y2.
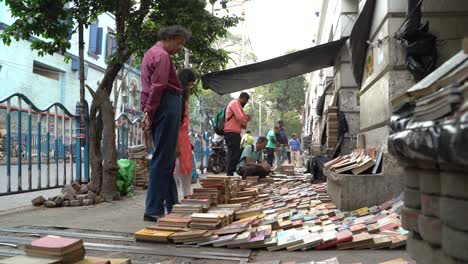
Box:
0 190 411 264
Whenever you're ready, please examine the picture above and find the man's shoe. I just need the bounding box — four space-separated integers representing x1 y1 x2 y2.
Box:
143 214 162 222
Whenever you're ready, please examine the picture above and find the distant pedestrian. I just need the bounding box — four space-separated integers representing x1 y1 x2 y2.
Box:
236 136 271 178
174 69 196 201
224 92 251 176
241 130 255 149
289 133 303 168
140 25 191 222
276 120 289 166
266 126 280 166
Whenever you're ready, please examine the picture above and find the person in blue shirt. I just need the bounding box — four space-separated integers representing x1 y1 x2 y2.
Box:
288 133 303 168
237 136 271 178
276 120 289 166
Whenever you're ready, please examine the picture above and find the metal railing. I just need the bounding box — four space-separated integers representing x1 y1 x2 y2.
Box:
0 93 142 196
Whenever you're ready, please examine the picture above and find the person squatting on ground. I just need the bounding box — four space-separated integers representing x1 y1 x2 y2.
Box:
140 25 191 222
174 69 196 202
236 136 271 178
224 92 251 176
289 133 303 168
266 126 280 166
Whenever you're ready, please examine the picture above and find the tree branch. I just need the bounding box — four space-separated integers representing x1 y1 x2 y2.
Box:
85 84 96 98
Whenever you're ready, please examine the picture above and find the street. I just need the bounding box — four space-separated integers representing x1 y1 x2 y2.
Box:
0 162 87 211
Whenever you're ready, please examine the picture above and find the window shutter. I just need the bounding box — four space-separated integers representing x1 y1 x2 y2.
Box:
105 33 109 59
77 63 89 80
71 57 79 71
112 37 118 55
96 27 103 55
88 23 98 53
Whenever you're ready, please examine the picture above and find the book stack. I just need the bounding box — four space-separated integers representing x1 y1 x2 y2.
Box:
326 107 339 153
190 213 223 230
156 214 191 228
178 198 211 211
170 230 214 244
281 165 295 176
172 203 204 215
188 188 220 205
324 148 383 175
23 236 85 264
134 229 174 242
129 145 148 188
413 84 463 121
134 173 407 252
200 176 239 204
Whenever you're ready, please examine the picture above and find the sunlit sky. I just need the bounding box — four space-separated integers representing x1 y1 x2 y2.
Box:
213 0 322 62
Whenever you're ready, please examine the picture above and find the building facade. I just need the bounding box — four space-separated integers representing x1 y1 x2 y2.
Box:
0 3 142 116
303 0 468 203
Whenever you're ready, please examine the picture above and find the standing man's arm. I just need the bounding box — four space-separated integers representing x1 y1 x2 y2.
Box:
143 54 171 116
231 103 250 125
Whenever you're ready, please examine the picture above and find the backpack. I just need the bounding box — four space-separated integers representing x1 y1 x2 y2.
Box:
213 106 233 135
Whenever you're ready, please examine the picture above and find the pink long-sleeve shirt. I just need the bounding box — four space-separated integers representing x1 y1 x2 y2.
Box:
140 42 182 116
224 100 250 134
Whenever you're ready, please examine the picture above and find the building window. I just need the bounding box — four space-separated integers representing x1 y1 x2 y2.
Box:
106 29 118 60
88 21 103 57
130 78 140 108
32 61 61 80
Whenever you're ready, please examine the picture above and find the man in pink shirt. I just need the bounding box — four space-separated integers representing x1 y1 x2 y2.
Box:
224 92 251 176
140 25 191 222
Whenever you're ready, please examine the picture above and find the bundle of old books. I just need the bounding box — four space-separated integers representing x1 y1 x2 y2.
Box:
326 107 339 153
169 230 214 244
129 144 148 188
187 188 220 205
391 50 468 113
278 165 295 176
172 198 210 213
199 176 240 204
412 83 463 121
190 213 226 229
19 236 85 264
134 177 407 251
153 214 191 229
324 148 383 175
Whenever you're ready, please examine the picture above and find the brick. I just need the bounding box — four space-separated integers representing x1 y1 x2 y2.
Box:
44 201 57 208
418 215 442 247
418 169 441 195
443 225 468 262
401 206 420 233
407 235 445 264
404 188 421 209
440 197 468 232
70 200 82 206
31 196 46 206
441 172 468 200
421 194 440 218
82 199 94 206
404 168 420 189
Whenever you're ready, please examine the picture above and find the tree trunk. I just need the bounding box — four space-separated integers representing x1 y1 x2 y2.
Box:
87 92 104 193
100 97 120 201
87 63 125 200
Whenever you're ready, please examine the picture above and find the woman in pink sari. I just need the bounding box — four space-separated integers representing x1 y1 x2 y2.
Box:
174 69 196 201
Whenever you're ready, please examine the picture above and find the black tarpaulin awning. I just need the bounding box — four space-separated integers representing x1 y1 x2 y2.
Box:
201 37 349 95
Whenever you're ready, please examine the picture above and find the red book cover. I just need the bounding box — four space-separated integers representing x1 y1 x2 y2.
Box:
314 232 353 250
30 236 82 251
